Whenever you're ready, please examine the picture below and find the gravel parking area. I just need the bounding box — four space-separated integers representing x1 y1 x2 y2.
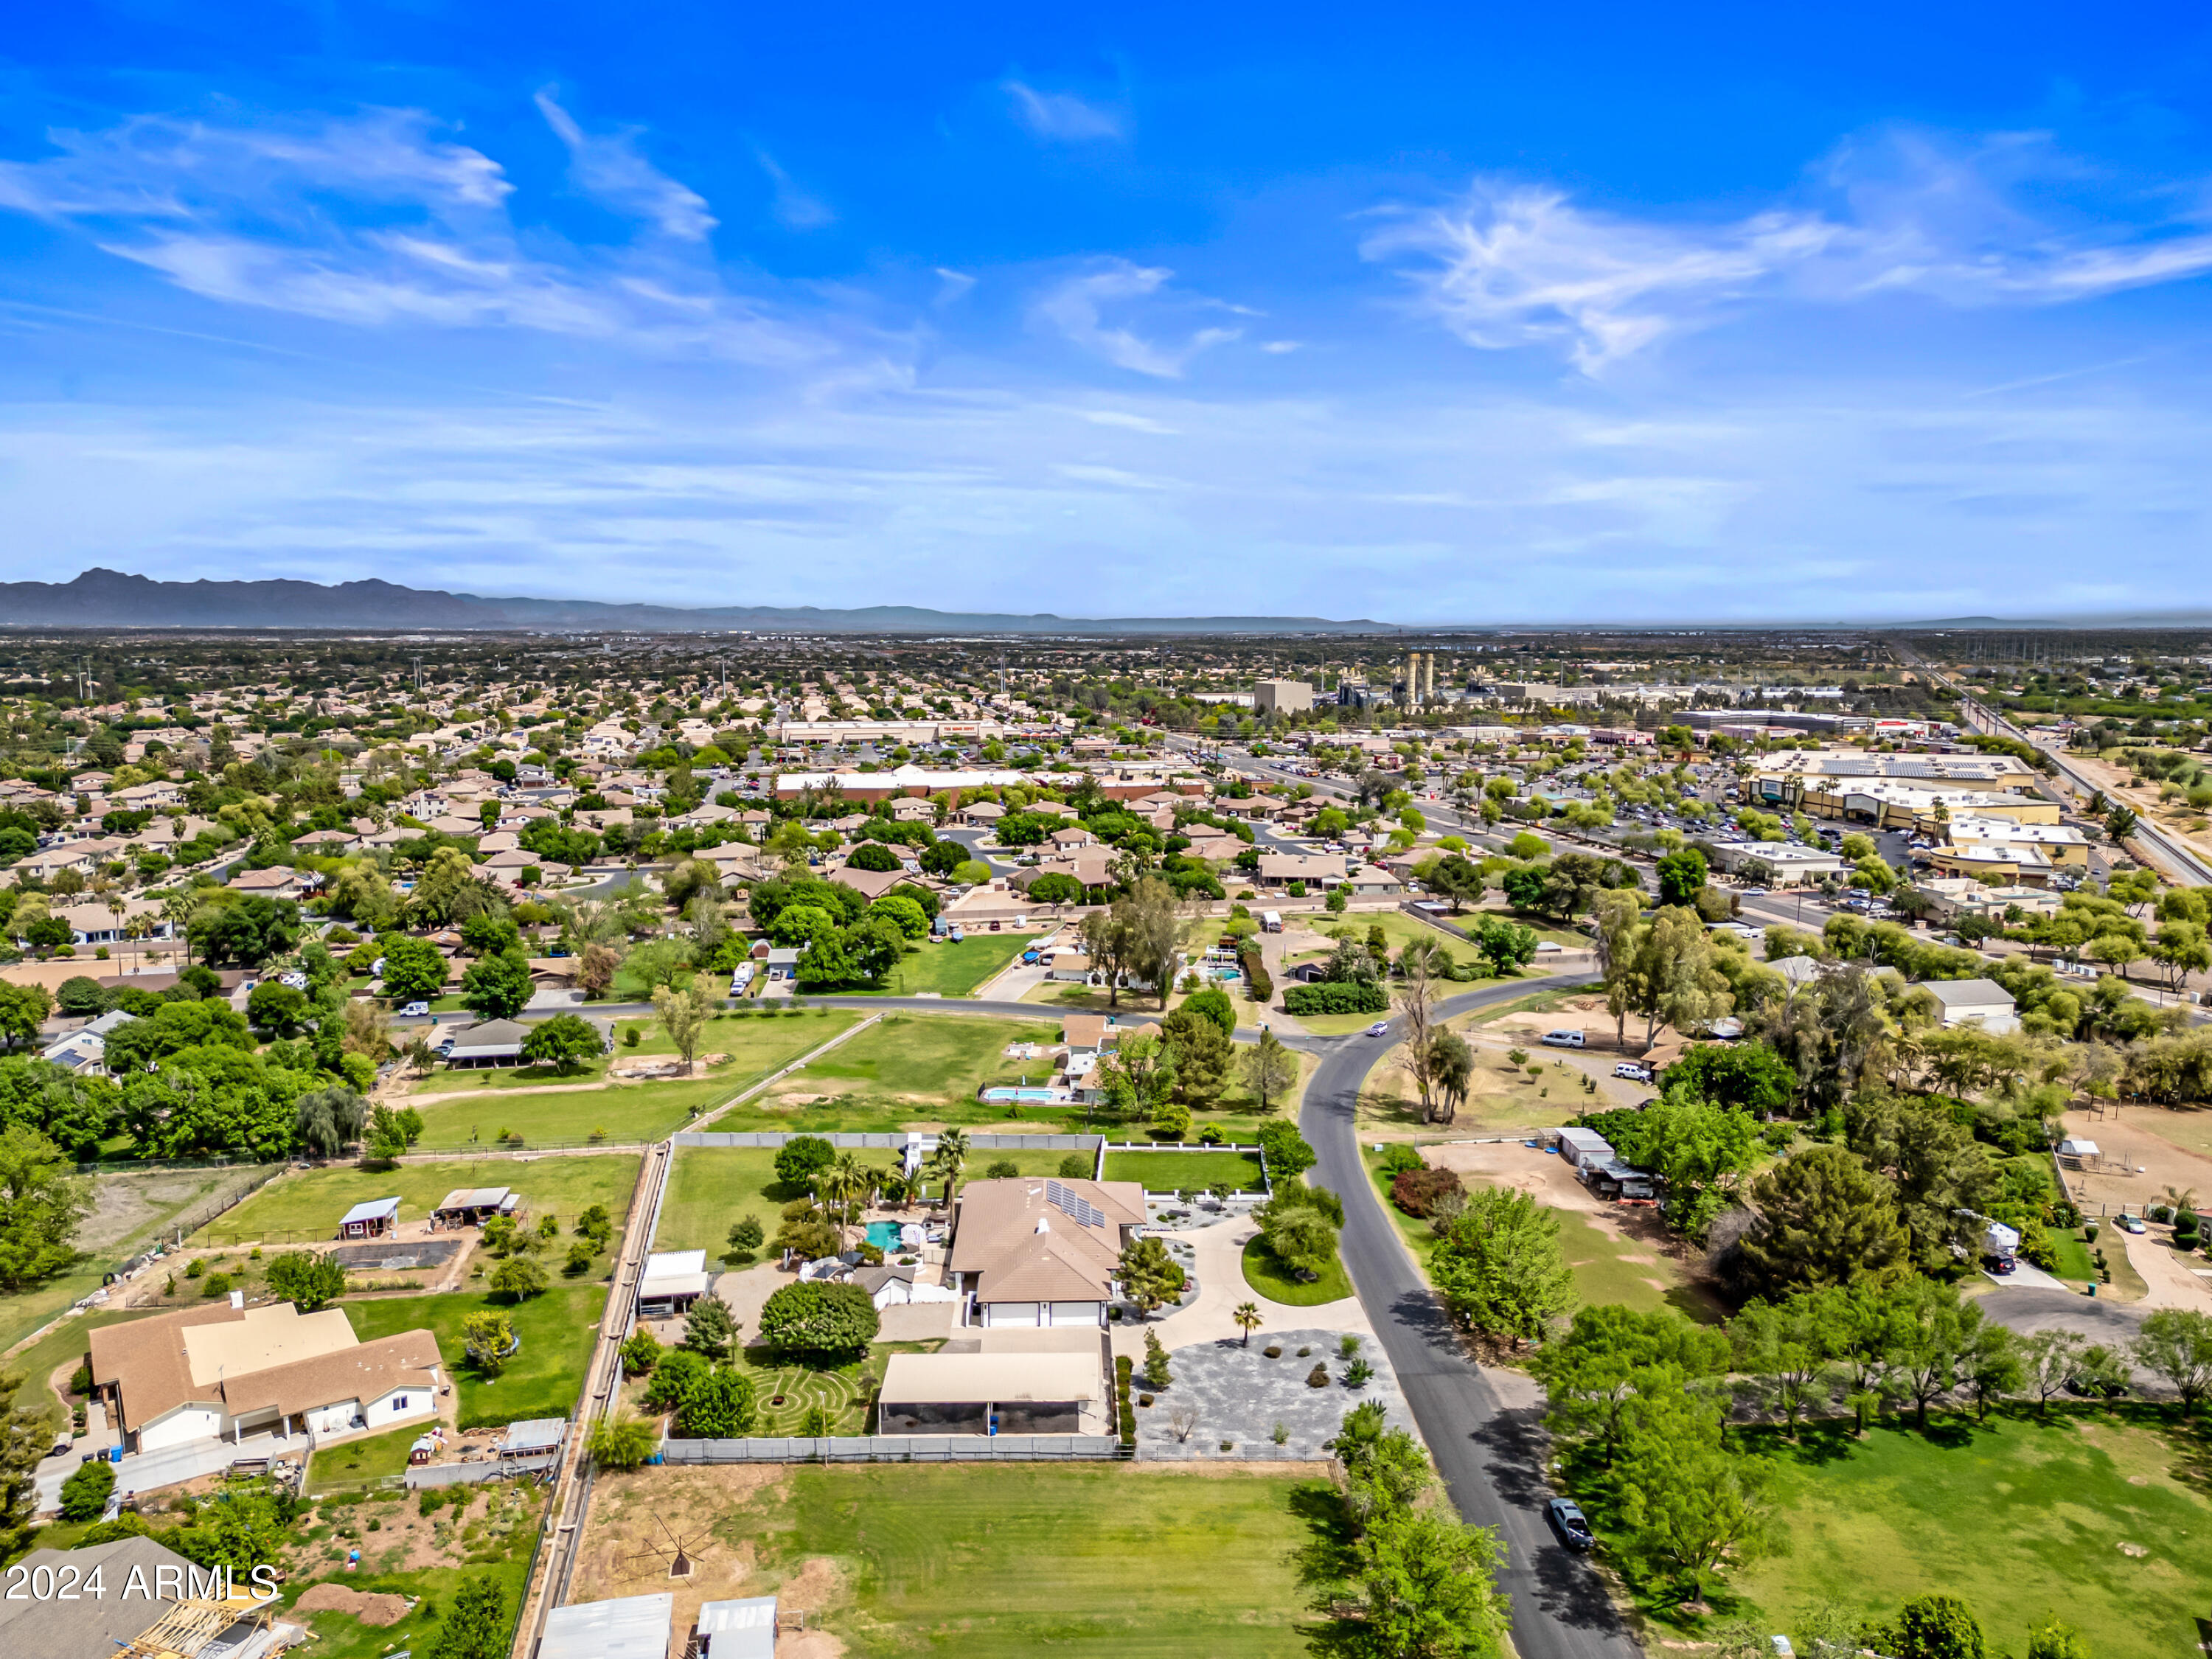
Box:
1133 1324 1416 1460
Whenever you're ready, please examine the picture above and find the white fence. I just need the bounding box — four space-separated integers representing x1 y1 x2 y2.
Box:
404 1453 559 1489
672 1132 1102 1151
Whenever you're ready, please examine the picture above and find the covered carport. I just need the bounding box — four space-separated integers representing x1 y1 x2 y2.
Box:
877 1350 1101 1436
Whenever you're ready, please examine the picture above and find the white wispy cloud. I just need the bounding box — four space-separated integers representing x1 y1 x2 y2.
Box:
752 147 833 230
0 103 832 364
1002 79 1124 142
534 90 715 240
1034 261 1239 378
1366 130 2212 373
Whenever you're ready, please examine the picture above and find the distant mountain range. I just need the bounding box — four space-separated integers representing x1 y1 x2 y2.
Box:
0 569 1390 635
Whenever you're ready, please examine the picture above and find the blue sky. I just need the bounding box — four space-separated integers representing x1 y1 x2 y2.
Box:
3 1 2211 623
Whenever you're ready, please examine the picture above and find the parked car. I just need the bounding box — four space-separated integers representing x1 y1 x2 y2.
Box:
1541 1029 1585 1048
397 1001 430 1018
1613 1062 1654 1082
1366 1021 1392 1037
1547 1498 1595 1550
2116 1214 2146 1234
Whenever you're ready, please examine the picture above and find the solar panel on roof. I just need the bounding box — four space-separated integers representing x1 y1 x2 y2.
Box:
1044 1179 1106 1228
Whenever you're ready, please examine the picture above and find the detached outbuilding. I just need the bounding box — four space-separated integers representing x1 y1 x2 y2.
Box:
338 1197 400 1240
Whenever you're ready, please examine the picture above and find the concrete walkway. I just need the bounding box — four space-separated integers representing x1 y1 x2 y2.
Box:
1108 1209 1368 1363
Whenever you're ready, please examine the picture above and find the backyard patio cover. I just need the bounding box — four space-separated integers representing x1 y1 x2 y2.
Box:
880 1351 1099 1406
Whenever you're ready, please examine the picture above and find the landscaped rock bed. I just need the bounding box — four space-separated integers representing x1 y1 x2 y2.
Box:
1132 1326 1416 1461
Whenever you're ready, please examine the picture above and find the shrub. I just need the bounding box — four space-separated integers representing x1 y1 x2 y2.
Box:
1345 1357 1375 1387
1262 1344 1283 1359
1281 980 1391 1016
1057 1153 1092 1178
1116 1354 1135 1447
1391 1165 1464 1218
774 1135 838 1189
985 1158 1020 1178
59 1460 115 1521
201 1273 232 1298
1306 1363 1330 1388
1377 1143 1425 1177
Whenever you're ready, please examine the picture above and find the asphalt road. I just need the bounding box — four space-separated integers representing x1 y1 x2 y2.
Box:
1301 971 1639 1659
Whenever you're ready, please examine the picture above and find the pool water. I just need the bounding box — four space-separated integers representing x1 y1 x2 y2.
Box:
864 1221 906 1249
981 1087 1060 1102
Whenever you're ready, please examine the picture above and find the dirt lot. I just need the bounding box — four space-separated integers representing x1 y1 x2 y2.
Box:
2058 1105 2212 1311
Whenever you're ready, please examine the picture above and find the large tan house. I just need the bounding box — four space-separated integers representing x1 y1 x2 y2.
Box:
945 1176 1147 1329
89 1301 442 1453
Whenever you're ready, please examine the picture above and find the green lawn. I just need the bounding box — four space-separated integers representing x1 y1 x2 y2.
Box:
1241 1235 1352 1305
972 1148 1098 1180
1101 1150 1267 1192
653 1147 791 1259
728 1463 1322 1658
195 1154 640 1246
1360 1148 1443 1272
2044 1225 2097 1284
307 1422 428 1493
347 1282 608 1430
1706 1411 2212 1656
841 932 1034 997
7 1307 151 1432
0 1167 237 1357
706 1338 945 1435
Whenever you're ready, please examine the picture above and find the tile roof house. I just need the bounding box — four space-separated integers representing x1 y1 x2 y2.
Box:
945 1176 1147 1328
88 1301 441 1454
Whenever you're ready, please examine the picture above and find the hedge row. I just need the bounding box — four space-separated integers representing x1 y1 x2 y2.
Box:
1115 1354 1135 1447
1239 942 1273 1004
1282 980 1391 1016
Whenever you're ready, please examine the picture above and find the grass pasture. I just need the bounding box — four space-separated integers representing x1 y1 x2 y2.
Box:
194 1154 640 1246
1704 1411 2212 1657
406 1009 858 1097
762 1012 1060 1124
0 1166 235 1356
347 1283 608 1430
719 1462 1320 1658
1548 1206 1723 1325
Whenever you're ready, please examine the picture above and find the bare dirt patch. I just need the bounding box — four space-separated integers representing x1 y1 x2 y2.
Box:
80 1171 221 1251
574 1464 789 1639
294 1583 410 1625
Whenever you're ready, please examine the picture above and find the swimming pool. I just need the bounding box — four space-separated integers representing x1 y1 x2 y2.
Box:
981 1087 1061 1102
864 1221 905 1250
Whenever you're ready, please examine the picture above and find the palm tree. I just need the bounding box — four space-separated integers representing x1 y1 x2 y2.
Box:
929 1129 969 1209
1233 1302 1263 1348
821 1152 877 1245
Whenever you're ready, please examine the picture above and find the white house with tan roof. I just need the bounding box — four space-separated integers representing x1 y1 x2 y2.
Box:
88 1301 442 1453
945 1175 1147 1328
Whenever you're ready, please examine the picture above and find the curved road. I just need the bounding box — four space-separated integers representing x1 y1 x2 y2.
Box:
1301 971 1639 1659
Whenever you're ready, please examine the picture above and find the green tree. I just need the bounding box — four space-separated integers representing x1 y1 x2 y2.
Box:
1178 984 1237 1040
1736 1144 1908 1296
521 1012 602 1072
189 895 301 967
1160 1008 1234 1105
490 1255 548 1300
291 1085 366 1158
0 1127 93 1292
2024 1618 2087 1659
378 936 449 1005
1470 915 1540 978
677 1365 759 1438
1730 1293 1840 1436
1429 854 1486 913
682 1294 739 1361
774 1133 837 1189
1661 1041 1797 1118
1656 848 1708 908
1612 1391 1774 1601
1533 1304 1733 1461
619 1329 661 1377
1601 1096 1759 1240
1117 1235 1185 1315
461 947 534 1020
2133 1307 2212 1416
1347 1504 1510 1659
757 1280 879 1357
1430 1186 1574 1346
263 1251 347 1312
652 974 721 1074
428 1573 509 1659
1889 1278 1986 1427
1241 1031 1299 1116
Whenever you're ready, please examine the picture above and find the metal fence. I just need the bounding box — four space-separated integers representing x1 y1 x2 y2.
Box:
404 1453 559 1489
661 1434 1122 1464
